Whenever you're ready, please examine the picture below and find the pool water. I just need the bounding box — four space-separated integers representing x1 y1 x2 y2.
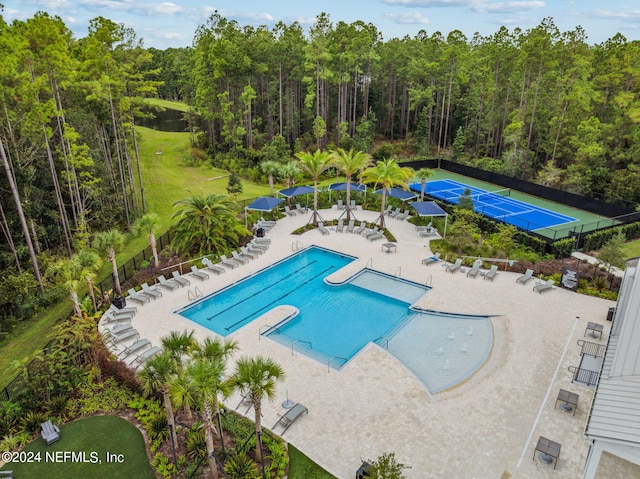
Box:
177 246 493 391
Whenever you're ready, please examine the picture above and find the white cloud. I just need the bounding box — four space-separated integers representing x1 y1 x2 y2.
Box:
385 11 430 24
594 9 640 22
383 0 470 6
471 1 545 14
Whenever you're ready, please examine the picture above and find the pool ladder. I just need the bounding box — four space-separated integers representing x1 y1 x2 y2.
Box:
187 287 203 301
291 240 304 251
366 257 373 268
425 275 432 287
395 266 402 277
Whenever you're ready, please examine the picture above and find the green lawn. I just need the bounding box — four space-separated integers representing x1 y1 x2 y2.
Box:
0 416 155 479
287 445 337 479
623 238 640 259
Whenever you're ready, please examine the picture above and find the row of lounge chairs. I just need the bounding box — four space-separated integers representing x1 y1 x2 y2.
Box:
438 257 499 281
284 204 309 216
188 237 271 281
416 222 438 238
384 206 410 221
516 268 555 292
335 199 359 210
317 220 385 241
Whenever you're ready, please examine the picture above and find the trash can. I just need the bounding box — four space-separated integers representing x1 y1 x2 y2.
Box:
256 227 265 238
607 307 615 321
112 296 127 310
356 462 372 479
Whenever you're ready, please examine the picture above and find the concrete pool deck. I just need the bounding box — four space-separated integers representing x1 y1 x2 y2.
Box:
103 207 618 479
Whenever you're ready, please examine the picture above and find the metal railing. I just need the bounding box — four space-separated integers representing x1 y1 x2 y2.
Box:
291 340 312 356
568 366 600 386
576 340 606 358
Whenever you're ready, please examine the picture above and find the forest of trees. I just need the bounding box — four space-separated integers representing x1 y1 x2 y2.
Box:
1 10 640 321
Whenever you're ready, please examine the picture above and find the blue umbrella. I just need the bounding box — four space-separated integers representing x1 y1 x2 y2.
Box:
328 182 367 192
410 201 448 237
278 185 315 198
244 197 284 227
374 187 417 201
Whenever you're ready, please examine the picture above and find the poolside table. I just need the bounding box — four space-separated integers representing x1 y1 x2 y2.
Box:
382 243 397 253
555 388 579 415
533 436 561 469
584 321 604 339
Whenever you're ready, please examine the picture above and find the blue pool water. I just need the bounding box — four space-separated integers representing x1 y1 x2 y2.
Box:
177 246 493 391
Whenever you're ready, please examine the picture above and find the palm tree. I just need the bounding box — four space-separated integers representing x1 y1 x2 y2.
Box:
260 160 280 197
229 355 285 462
162 329 196 365
76 249 102 313
172 192 250 256
295 150 332 226
92 229 125 296
279 161 300 189
330 148 372 222
48 255 83 317
139 351 179 454
414 167 434 201
360 159 414 229
132 213 160 268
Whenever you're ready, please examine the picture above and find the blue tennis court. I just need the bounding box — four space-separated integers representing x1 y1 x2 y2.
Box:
409 179 576 230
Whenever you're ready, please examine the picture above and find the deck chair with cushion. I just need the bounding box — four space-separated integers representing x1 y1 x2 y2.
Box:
363 226 379 238
397 210 410 221
336 219 344 233
272 403 308 435
109 304 137 315
388 207 401 218
422 252 441 266
284 205 296 216
232 250 250 264
41 420 61 445
158 275 180 291
249 240 269 251
239 247 257 260
203 258 226 274
129 345 162 368
220 254 240 269
353 221 367 234
296 203 307 214
350 199 357 210
467 259 483 278
336 199 344 210
446 258 463 273
127 288 151 305
102 309 134 325
142 282 162 299
534 279 555 293
318 222 330 235
190 265 210 281
346 220 355 233
117 338 151 360
368 231 385 242
245 244 265 256
484 265 499 281
516 268 534 285
172 270 191 287
108 328 140 345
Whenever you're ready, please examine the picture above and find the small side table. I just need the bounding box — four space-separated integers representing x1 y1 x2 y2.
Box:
533 436 561 469
382 243 397 254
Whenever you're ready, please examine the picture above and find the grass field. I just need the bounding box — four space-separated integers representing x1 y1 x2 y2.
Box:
287 445 337 479
0 416 155 479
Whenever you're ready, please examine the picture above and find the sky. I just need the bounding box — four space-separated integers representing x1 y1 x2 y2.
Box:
3 0 640 50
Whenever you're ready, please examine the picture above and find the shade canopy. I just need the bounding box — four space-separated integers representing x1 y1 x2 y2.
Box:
278 185 315 198
329 182 367 192
410 200 448 238
245 197 283 212
374 187 417 201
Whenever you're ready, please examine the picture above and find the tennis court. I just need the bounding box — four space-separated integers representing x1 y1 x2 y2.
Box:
410 179 576 231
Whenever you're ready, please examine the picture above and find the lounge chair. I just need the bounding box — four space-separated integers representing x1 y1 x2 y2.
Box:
240 246 258 260
220 254 240 269
117 338 151 359
158 275 180 291
516 268 534 285
108 328 140 344
253 236 271 244
446 258 463 273
350 199 357 210
295 203 307 214
368 231 385 242
41 420 60 445
142 282 162 299
467 259 483 278
203 258 226 274
388 207 401 218
318 222 330 235
484 265 499 281
353 221 367 234
533 279 555 293
383 205 393 215
336 219 344 233
129 345 162 368
0 470 13 478
363 226 379 238
336 199 344 209
235 392 253 413
248 240 268 252
346 220 355 233
109 304 137 315
232 251 250 265
127 288 150 305
190 265 209 281
416 222 432 232
106 322 133 337
419 227 437 237
102 309 133 324
272 402 308 435
284 205 296 216
422 252 441 266
172 270 191 287
397 210 410 220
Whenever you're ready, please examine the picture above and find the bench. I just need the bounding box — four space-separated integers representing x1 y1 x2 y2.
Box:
41 420 61 445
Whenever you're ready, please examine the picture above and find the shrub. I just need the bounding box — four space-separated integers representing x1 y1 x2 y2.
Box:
185 424 207 459
21 411 47 434
47 394 69 419
224 451 260 479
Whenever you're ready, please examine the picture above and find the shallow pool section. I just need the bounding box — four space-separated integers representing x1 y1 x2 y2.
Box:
387 311 493 392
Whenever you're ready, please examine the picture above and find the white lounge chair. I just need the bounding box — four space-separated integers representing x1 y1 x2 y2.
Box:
248 240 269 251
240 246 257 260
141 282 162 298
172 270 191 286
117 338 151 359
253 236 271 244
397 210 410 220
388 208 401 218
129 345 162 368
295 203 307 214
346 220 355 233
446 258 463 273
350 199 357 210
336 219 344 233
127 288 150 305
336 199 344 210
41 420 60 445
102 309 133 324
243 245 262 256
272 403 308 435
158 275 180 291
284 205 297 216
368 231 384 242
108 329 140 344
363 226 379 238
203 258 226 274
516 269 534 284
422 252 441 266
220 254 240 269
484 265 498 281
353 222 367 234
467 259 483 278
109 304 137 315
533 279 555 293
190 265 209 281
318 222 330 235
232 251 250 264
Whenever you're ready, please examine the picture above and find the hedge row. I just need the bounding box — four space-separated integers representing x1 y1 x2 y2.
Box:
582 221 640 251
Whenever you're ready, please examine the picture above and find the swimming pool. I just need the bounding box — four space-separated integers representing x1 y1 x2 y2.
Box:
177 246 493 391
